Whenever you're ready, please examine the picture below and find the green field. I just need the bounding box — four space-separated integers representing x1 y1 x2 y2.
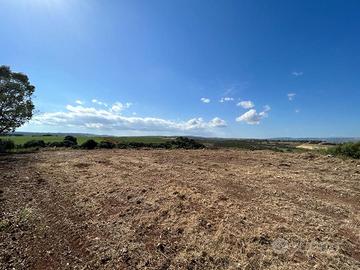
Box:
0 135 170 146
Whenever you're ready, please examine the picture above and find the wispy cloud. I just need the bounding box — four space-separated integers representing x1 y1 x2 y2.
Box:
237 100 254 109
30 103 227 133
111 102 132 112
295 109 300 113
292 71 303 77
75 100 83 105
236 105 271 125
200 97 211 104
219 97 234 103
92 99 108 107
287 93 296 101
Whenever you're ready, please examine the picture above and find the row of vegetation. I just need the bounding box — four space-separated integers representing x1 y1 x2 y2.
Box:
0 136 205 153
205 138 300 152
326 142 360 159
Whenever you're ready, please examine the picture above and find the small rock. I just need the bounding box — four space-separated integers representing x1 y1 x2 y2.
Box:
253 234 271 245
100 255 111 264
156 243 166 252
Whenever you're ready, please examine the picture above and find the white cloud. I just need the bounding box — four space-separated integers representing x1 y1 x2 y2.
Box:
85 123 103 129
92 99 108 107
209 117 227 127
292 71 303 77
111 102 132 112
75 100 83 105
236 106 271 125
200 97 211 104
219 97 234 103
263 105 271 112
31 103 227 133
287 93 296 101
237 100 254 109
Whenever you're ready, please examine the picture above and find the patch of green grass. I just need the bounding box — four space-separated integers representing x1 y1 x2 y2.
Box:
0 219 11 231
0 135 64 145
18 207 33 222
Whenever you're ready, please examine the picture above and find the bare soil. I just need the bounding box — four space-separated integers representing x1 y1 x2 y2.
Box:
1 149 359 269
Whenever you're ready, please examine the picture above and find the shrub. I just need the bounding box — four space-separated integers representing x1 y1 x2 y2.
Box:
128 142 146 148
63 140 76 147
81 139 98 149
161 142 173 149
149 142 172 149
64 135 77 144
0 139 15 152
98 141 116 149
23 140 46 148
327 142 360 159
117 143 129 149
172 137 205 149
49 141 64 147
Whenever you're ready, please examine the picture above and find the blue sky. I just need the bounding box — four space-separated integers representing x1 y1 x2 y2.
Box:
1 0 359 138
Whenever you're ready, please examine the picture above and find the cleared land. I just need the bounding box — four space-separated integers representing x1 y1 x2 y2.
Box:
1 149 359 269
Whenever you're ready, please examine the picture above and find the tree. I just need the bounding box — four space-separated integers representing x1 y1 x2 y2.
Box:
0 66 35 134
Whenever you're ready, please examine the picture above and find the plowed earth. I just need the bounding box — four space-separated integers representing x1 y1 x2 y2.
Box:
1 149 359 269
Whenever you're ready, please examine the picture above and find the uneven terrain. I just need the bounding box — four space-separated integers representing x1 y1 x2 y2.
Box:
1 149 359 269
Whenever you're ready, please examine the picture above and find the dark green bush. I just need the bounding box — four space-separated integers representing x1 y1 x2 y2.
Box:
172 137 205 149
327 142 360 159
148 142 172 149
49 141 64 147
63 140 76 147
117 143 129 149
128 142 146 148
115 138 203 150
98 141 116 149
161 142 173 149
0 139 15 152
23 140 46 148
64 135 77 145
81 139 98 149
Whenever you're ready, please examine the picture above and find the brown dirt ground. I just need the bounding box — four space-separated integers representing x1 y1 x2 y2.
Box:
0 149 359 270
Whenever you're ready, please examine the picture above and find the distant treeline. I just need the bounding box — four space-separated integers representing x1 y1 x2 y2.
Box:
0 136 205 152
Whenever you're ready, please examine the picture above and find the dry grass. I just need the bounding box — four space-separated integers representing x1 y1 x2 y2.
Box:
1 149 359 269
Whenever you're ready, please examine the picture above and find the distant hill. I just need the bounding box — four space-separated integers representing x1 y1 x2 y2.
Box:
271 137 360 143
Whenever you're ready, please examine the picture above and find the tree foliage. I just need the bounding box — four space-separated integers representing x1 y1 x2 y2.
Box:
81 139 98 149
23 140 46 148
0 66 35 134
0 139 15 152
